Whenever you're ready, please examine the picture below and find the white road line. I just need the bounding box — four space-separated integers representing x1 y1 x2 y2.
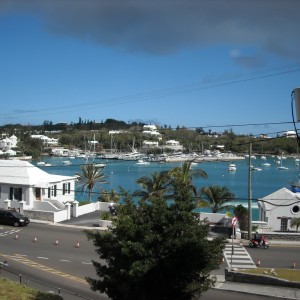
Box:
82 262 92 265
60 259 71 262
37 257 49 260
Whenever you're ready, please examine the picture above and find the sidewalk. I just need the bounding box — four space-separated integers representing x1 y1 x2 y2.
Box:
214 275 300 299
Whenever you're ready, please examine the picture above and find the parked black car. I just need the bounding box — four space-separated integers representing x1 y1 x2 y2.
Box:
0 209 30 227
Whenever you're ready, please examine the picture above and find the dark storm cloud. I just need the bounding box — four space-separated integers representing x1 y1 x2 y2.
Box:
1 0 300 61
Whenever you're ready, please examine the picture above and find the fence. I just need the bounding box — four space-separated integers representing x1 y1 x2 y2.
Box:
0 264 97 300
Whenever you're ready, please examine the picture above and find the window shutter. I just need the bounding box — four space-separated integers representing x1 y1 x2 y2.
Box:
9 187 13 200
19 188 22 200
48 187 51 198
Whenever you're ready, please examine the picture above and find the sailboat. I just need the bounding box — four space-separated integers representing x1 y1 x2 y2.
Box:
276 155 288 170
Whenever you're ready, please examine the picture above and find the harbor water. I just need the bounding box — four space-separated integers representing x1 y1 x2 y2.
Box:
35 156 300 221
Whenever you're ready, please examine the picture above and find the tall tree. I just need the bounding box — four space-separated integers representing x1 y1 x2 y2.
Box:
198 185 235 213
234 204 248 231
76 164 107 202
85 170 225 300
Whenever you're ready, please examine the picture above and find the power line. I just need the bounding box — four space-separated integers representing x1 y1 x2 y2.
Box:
2 63 300 119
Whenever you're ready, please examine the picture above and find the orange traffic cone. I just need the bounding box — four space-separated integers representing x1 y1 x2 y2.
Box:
256 259 261 267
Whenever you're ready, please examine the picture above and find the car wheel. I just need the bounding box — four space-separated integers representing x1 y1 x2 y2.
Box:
13 222 19 227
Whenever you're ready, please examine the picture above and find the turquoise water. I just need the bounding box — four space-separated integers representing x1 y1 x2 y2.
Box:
36 156 300 221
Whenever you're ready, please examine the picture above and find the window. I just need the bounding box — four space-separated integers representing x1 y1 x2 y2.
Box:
9 187 22 201
291 205 300 215
48 185 57 198
280 218 288 231
62 182 71 195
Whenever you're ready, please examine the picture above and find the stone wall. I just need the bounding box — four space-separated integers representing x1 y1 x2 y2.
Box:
225 269 300 288
241 231 300 241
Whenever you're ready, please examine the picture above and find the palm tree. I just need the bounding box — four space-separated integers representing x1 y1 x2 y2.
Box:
169 161 207 196
98 188 120 203
133 171 171 200
290 217 300 232
198 185 235 213
76 164 107 202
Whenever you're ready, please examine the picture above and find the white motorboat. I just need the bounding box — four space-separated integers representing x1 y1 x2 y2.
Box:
135 159 150 165
262 162 271 167
251 166 262 171
94 163 106 168
228 163 237 171
62 160 72 165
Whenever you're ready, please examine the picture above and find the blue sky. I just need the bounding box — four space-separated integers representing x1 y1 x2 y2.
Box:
0 0 300 136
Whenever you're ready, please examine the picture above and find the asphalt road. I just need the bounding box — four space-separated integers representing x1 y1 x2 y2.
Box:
0 222 297 299
247 243 300 269
0 222 105 299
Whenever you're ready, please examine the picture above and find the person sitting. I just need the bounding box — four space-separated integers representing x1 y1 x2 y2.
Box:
254 231 262 245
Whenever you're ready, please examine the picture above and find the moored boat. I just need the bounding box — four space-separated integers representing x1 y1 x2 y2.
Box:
228 163 236 172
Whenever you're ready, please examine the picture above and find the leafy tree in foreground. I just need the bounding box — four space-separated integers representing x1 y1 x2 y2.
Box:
76 164 107 202
85 165 225 300
198 185 236 213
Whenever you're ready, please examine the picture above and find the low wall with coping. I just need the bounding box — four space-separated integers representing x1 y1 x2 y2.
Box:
24 209 69 223
242 231 300 241
225 269 300 288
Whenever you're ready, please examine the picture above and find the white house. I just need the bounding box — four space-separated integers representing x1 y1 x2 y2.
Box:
164 140 183 151
142 125 161 137
0 135 18 151
142 140 159 148
31 134 59 146
258 187 300 231
0 159 77 214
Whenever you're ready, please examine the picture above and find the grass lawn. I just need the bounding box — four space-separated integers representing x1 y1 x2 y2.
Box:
240 268 300 282
0 277 63 300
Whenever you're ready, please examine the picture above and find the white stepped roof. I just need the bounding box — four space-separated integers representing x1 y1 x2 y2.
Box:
0 159 76 186
258 187 299 210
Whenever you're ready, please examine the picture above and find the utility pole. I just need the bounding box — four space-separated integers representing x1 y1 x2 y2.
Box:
248 142 252 239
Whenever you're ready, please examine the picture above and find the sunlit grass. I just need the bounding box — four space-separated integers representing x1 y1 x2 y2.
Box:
240 268 300 282
0 277 63 300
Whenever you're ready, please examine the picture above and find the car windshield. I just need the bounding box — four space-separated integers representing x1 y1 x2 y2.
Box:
10 211 23 218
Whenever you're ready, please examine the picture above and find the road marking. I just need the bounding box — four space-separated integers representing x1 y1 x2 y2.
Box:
37 257 49 260
0 229 21 237
223 244 257 269
82 262 92 265
60 259 71 262
0 253 87 284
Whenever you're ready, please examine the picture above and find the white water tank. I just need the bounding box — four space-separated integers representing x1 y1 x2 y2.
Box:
294 88 300 121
